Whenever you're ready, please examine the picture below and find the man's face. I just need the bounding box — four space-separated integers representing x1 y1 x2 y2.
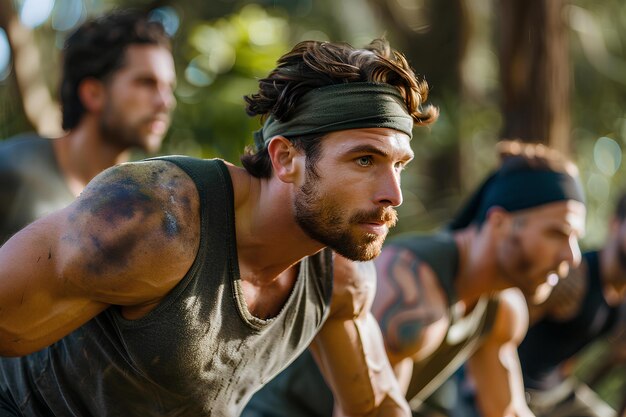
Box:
496 200 586 300
294 127 413 261
99 44 176 153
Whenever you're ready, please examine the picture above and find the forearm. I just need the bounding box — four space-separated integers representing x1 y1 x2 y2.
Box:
477 399 534 417
321 257 410 416
312 314 410 417
333 391 409 417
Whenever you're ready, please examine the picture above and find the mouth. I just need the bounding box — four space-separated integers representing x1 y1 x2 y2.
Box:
358 221 389 236
351 207 398 237
148 119 169 135
144 113 170 133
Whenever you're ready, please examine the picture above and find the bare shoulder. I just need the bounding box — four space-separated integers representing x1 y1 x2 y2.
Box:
332 253 376 289
73 159 200 247
328 254 376 318
372 245 448 322
60 159 200 303
371 244 449 361
490 288 529 345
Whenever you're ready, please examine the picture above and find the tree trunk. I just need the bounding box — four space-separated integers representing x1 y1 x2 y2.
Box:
368 0 465 212
0 0 61 137
498 0 570 153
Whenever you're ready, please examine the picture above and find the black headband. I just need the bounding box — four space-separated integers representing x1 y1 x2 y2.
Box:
448 169 586 230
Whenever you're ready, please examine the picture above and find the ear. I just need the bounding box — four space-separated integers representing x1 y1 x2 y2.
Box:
484 206 511 231
266 136 302 183
77 78 106 113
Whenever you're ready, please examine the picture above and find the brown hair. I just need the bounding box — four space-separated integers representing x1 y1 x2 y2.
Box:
61 9 171 130
241 38 438 178
496 140 579 177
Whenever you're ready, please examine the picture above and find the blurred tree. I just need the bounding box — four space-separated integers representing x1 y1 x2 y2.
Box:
366 0 467 231
0 0 61 137
0 0 626 406
498 0 571 153
0 0 625 244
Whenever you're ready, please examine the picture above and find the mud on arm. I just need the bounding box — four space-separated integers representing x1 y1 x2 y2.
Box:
0 160 199 356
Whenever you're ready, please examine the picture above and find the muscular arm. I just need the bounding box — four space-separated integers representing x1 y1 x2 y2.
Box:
0 160 200 356
309 254 409 417
467 289 534 417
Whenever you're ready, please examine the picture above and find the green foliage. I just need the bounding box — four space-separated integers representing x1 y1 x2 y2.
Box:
160 4 292 161
567 0 626 247
2 0 626 407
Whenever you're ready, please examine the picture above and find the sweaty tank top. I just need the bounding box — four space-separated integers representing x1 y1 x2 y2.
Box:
0 156 333 416
519 251 620 390
243 232 498 416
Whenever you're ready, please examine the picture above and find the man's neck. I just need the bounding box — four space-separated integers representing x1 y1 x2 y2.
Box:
453 226 505 306
228 165 325 287
53 126 130 196
225 165 327 319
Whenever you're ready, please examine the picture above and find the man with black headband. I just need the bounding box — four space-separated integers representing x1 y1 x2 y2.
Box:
246 140 585 417
0 39 438 416
515 193 626 417
378 140 585 417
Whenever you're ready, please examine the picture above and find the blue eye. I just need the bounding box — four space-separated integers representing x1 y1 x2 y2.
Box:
357 156 373 167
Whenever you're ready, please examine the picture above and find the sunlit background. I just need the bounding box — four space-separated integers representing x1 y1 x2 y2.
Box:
2 0 626 408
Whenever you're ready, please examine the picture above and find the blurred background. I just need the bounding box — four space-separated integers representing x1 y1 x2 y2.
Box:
1 0 625 409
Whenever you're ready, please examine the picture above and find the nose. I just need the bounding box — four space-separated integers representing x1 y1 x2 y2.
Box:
156 84 176 112
562 234 582 268
376 168 403 207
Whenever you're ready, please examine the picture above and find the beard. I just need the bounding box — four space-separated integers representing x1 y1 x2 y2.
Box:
294 172 397 261
501 233 541 298
99 103 167 153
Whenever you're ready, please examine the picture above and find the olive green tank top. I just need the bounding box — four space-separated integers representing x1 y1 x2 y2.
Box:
243 232 499 416
0 156 334 416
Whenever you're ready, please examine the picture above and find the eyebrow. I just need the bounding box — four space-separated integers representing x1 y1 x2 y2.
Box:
342 144 414 161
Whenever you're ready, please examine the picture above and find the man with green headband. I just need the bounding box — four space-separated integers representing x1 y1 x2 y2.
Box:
0 39 437 416
244 140 586 417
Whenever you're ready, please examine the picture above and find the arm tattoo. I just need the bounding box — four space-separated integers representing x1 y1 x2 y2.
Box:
376 247 436 354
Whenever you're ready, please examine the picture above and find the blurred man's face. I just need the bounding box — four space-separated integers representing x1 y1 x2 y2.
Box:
100 44 176 153
496 200 586 301
293 127 413 261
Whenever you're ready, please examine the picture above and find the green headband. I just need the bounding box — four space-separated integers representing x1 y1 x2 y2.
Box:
253 82 414 149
